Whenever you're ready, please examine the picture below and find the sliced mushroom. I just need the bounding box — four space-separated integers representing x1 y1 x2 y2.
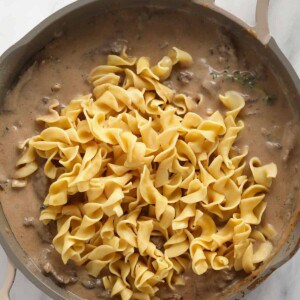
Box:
177 71 194 84
81 277 97 289
36 221 56 244
266 141 282 151
102 39 128 55
23 217 35 227
41 248 78 286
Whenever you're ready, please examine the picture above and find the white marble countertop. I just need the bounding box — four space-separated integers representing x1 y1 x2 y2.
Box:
0 0 299 299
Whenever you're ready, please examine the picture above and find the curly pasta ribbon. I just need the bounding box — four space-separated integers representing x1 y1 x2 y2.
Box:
15 47 277 300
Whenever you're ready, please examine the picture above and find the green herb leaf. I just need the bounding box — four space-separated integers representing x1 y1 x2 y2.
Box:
210 68 258 88
210 71 219 80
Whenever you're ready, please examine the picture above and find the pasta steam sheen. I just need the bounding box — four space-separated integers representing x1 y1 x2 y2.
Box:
15 47 277 299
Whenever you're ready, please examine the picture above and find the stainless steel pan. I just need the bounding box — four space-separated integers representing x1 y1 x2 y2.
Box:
0 0 299 299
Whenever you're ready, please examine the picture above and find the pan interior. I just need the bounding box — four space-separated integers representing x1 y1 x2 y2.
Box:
0 1 299 299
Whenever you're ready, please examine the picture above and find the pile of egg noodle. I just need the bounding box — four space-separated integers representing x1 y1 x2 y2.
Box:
15 47 278 299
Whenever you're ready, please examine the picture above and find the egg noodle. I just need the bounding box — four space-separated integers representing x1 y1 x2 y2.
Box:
14 47 277 299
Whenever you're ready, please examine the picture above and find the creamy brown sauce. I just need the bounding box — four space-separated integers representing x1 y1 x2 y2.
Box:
0 6 300 300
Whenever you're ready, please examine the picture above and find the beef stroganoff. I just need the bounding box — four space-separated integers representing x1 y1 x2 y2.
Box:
0 6 299 300
13 48 277 300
